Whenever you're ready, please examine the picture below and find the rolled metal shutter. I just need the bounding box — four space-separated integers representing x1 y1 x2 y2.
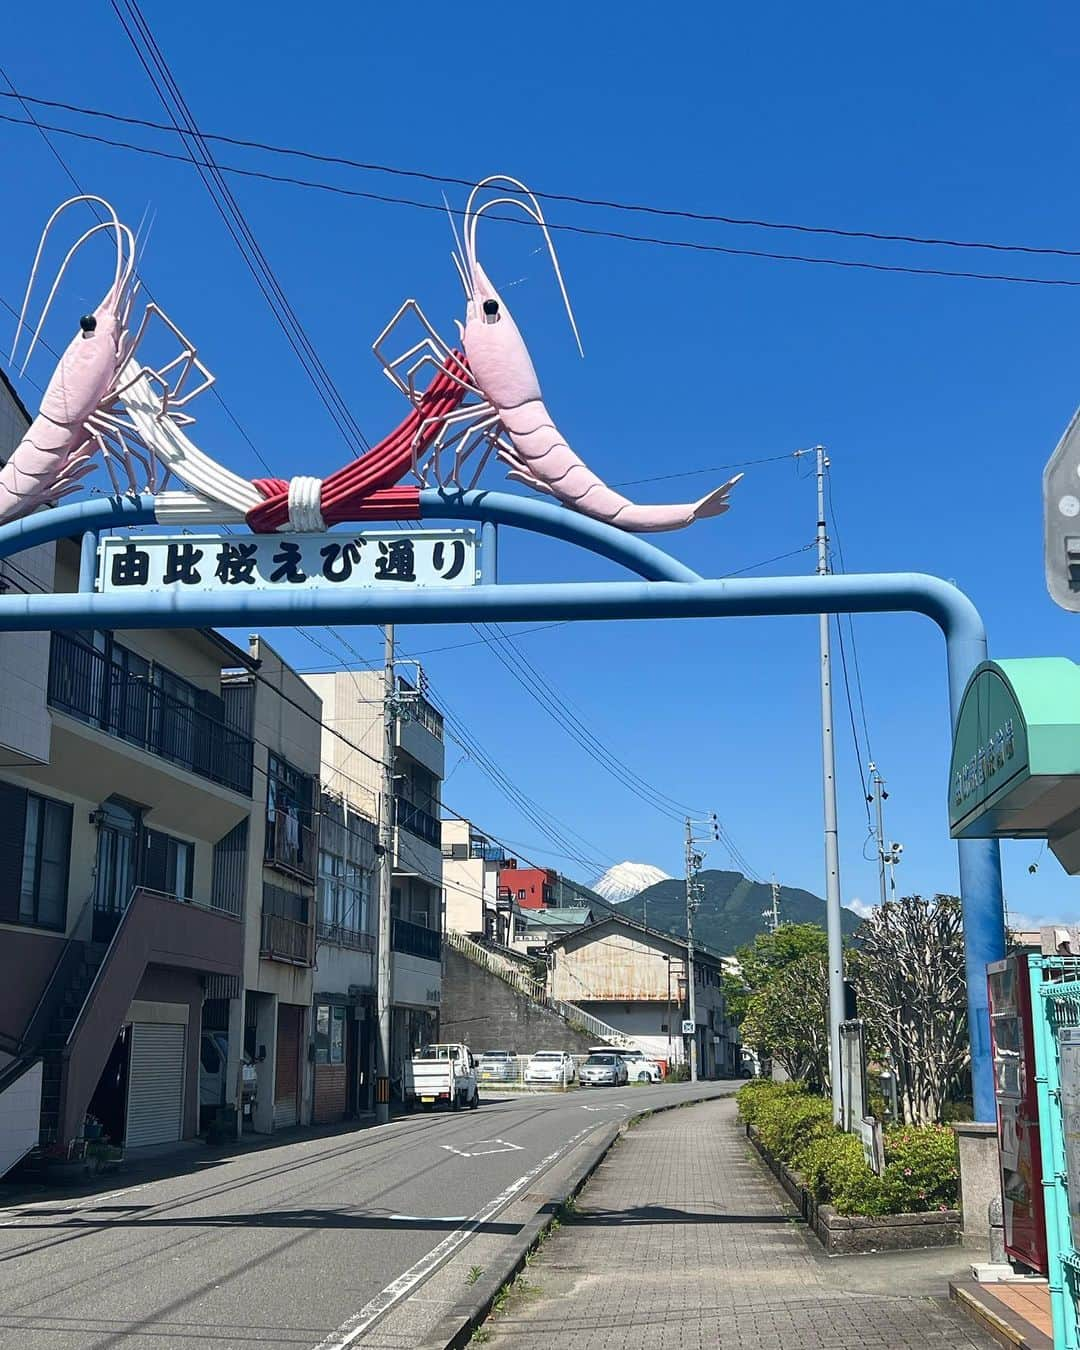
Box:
273 1005 301 1128
126 1022 185 1148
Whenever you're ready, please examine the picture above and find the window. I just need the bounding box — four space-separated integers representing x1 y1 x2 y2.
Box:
19 794 72 931
319 850 371 935
314 1003 347 1065
518 889 526 901
142 829 194 899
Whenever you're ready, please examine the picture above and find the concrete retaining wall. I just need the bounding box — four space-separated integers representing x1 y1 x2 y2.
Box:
440 947 596 1056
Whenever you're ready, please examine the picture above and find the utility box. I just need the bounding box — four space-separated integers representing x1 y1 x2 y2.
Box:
988 954 1048 1274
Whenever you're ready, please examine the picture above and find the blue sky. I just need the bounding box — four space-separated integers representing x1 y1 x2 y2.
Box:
1 4 1078 925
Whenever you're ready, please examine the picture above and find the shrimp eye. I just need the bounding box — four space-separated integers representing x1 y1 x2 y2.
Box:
482 299 500 320
79 315 97 334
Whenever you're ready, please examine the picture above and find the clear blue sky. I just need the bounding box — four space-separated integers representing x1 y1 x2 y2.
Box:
1 5 1078 927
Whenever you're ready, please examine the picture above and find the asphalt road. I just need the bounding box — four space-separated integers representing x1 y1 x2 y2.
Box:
0 1081 736 1350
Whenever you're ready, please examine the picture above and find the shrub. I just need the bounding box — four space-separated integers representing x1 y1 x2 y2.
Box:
735 1079 803 1127
740 1082 961 1217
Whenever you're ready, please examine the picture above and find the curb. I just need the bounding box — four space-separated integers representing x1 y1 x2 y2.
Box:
416 1091 727 1350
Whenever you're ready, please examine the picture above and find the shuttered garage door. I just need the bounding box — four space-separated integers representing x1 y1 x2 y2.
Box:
126 1022 185 1148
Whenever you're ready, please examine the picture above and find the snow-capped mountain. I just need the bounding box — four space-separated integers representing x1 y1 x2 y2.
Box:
593 862 671 903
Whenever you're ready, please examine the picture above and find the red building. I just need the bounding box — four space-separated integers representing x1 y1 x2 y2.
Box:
498 863 556 910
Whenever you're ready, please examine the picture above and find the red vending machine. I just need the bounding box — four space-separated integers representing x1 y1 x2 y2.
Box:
987 955 1048 1275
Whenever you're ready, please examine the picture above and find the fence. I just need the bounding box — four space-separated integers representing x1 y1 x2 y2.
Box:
1030 956 1080 1350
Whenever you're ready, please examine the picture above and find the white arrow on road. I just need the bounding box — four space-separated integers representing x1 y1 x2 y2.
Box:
440 1138 526 1158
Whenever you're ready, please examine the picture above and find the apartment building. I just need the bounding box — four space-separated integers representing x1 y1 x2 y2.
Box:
442 819 511 943
304 669 444 1093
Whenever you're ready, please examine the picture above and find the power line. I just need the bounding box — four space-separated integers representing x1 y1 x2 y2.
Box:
109 1 370 457
5 87 1080 263
2 108 1080 287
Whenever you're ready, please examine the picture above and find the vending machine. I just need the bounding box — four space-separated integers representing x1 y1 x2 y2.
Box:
987 954 1048 1274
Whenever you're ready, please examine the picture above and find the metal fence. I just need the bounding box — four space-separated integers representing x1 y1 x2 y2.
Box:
1030 955 1080 1349
48 632 254 795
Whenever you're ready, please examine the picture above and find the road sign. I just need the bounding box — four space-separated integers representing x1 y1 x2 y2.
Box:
681 1019 696 1035
98 529 479 595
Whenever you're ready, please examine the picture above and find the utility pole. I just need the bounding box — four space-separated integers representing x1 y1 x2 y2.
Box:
816 446 845 1126
375 624 395 1124
763 877 781 933
868 763 903 906
684 817 700 1084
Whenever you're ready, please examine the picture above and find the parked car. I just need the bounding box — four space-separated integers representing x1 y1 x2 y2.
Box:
404 1043 480 1111
478 1050 518 1084
524 1050 576 1086
579 1053 629 1087
617 1050 663 1083
199 1031 257 1116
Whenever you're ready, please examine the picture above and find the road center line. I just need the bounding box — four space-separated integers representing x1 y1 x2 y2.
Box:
311 1124 596 1349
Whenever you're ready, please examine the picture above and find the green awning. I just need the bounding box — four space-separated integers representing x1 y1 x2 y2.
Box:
949 658 1080 872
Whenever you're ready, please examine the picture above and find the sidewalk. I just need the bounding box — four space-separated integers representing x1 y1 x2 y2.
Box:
476 1096 999 1348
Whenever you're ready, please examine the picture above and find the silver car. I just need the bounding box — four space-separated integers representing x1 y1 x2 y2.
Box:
477 1050 518 1084
579 1053 629 1087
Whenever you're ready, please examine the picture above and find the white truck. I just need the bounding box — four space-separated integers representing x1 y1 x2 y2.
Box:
403 1043 480 1112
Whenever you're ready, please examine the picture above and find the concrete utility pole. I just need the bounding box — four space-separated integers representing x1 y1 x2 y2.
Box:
375 624 395 1124
684 817 700 1084
869 763 888 908
763 877 781 933
868 762 902 905
816 446 845 1127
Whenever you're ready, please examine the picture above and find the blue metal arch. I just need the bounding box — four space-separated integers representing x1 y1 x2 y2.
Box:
0 490 1005 1120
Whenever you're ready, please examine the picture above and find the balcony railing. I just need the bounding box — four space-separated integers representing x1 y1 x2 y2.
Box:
260 911 314 965
48 633 253 796
391 916 441 962
394 795 441 848
316 917 375 952
470 840 509 863
397 678 443 741
265 810 317 880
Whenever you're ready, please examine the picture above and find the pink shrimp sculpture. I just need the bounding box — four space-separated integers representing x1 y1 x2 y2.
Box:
373 176 741 533
2 195 211 525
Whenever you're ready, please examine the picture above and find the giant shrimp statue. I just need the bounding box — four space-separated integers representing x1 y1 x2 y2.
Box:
3 181 741 535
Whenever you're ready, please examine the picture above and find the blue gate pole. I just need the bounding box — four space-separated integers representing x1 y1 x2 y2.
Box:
78 531 98 594
945 622 1006 1124
0 491 1007 1120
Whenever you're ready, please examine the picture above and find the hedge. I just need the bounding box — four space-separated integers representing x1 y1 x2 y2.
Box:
736 1080 960 1217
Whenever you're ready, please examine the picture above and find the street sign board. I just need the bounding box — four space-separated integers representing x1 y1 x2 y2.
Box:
98 529 479 595
680 1019 696 1035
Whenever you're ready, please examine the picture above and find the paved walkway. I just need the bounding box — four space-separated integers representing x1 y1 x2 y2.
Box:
480 1096 998 1348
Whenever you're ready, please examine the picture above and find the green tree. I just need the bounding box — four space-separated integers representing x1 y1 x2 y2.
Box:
723 923 828 1024
741 952 831 1091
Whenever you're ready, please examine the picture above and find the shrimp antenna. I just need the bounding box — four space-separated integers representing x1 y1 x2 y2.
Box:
463 175 584 359
442 192 472 300
18 220 136 375
11 195 129 366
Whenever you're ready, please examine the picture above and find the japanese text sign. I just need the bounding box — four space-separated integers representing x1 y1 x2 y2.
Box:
97 529 480 594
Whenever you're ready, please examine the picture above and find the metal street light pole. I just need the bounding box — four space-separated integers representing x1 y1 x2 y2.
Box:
375 624 395 1124
816 446 846 1127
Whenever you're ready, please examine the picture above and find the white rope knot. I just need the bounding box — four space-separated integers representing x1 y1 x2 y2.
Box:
286 475 325 532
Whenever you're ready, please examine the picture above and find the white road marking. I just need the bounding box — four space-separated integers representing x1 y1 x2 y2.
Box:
439 1138 525 1158
387 1213 468 1223
312 1124 595 1349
